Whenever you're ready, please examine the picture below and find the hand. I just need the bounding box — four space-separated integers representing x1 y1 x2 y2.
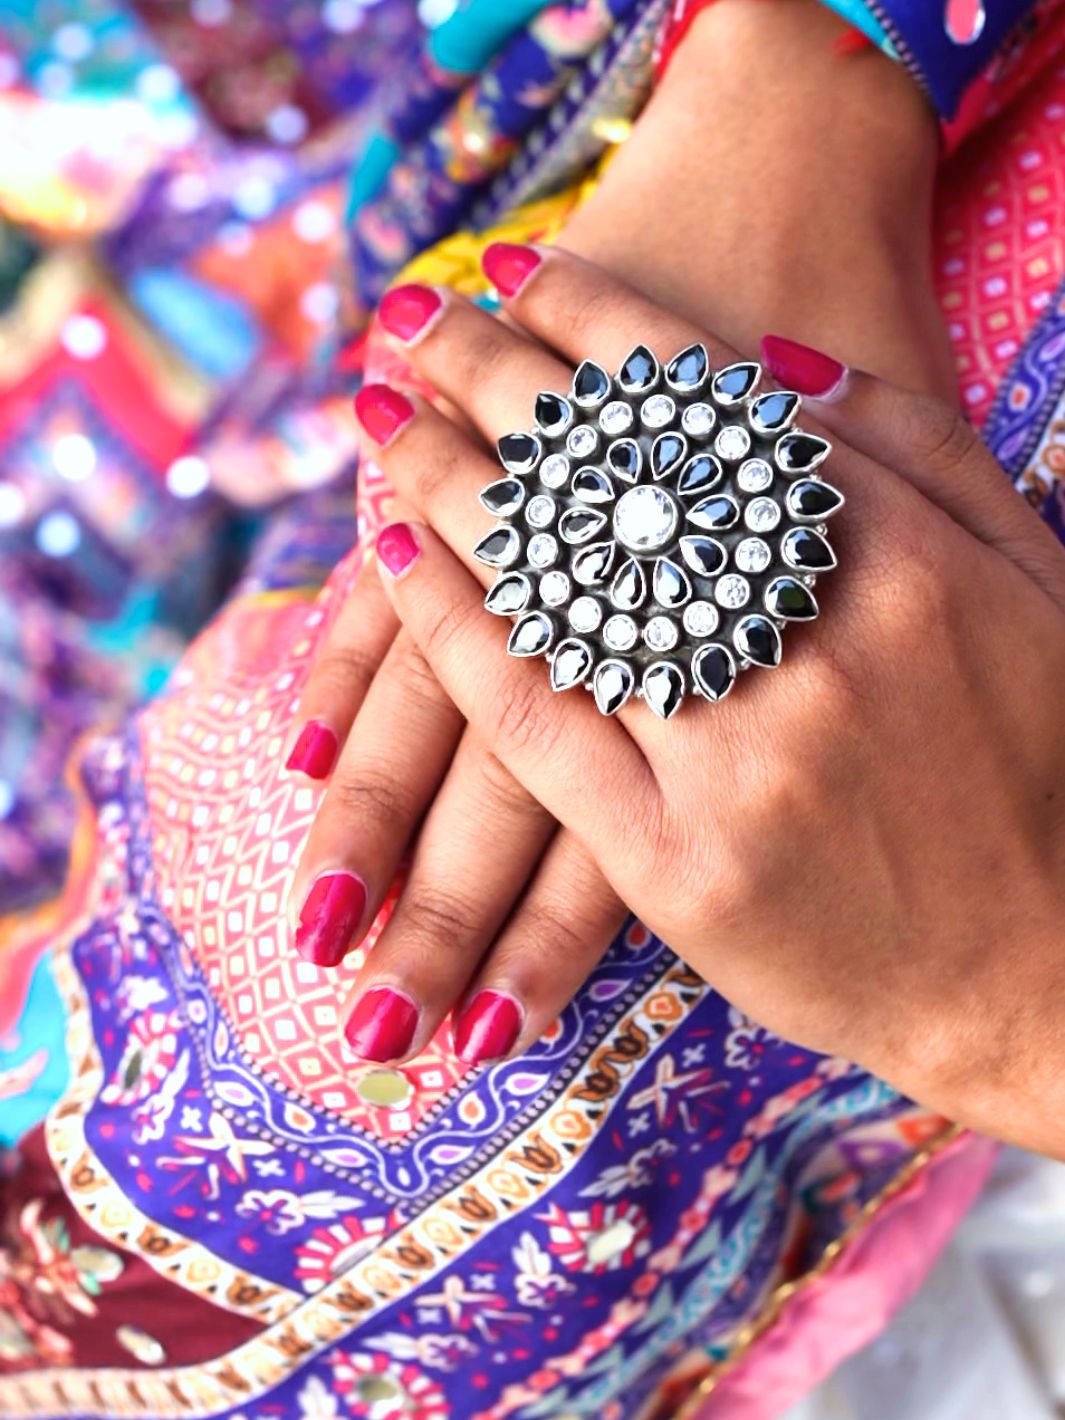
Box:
367 245 1065 1158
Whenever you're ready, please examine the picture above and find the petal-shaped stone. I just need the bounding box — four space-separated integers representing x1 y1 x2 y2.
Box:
711 361 760 405
559 506 607 544
785 478 845 521
618 344 659 392
733 614 782 667
666 342 709 391
484 572 532 616
782 527 837 572
651 432 687 479
479 478 525 517
507 611 555 657
764 576 819 621
497 431 541 473
550 638 593 691
572 468 615 504
535 391 572 435
593 659 635 716
474 526 522 568
686 495 739 531
642 662 685 720
607 438 642 484
652 557 692 609
677 454 722 497
749 390 800 434
679 536 727 578
572 359 610 407
692 643 736 701
572 540 616 586
610 557 647 611
775 432 830 473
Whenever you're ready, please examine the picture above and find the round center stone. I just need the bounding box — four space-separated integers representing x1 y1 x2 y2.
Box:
613 485 678 553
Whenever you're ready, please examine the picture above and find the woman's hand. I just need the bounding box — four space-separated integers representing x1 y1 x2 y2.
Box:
366 246 1065 1158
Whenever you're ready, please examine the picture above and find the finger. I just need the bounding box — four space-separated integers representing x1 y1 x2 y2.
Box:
285 553 398 781
339 732 557 1062
761 332 1065 609
288 627 464 967
451 831 626 1066
373 519 657 859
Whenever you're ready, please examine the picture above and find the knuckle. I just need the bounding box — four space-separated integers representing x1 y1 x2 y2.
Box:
408 431 470 510
398 888 480 950
422 596 480 667
308 642 383 702
918 401 981 481
389 635 450 712
327 764 415 828
471 748 544 823
486 675 559 760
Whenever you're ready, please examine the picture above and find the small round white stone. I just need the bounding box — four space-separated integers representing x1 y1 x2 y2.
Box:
603 614 638 652
525 494 556 529
527 533 559 568
599 400 634 435
567 425 599 458
613 485 679 553
539 570 570 606
682 600 720 637
737 458 774 493
715 425 751 462
734 537 772 574
681 402 716 437
714 573 751 610
641 394 675 429
644 616 679 652
539 453 570 489
745 496 782 532
569 596 603 633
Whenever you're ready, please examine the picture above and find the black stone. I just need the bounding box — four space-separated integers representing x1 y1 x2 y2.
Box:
677 454 722 497
764 576 819 621
484 572 531 616
679 536 727 578
733 614 782 668
618 344 659 391
653 557 691 608
786 478 844 521
642 662 685 720
479 477 525 517
608 438 642 483
572 468 615 504
692 643 736 701
782 527 836 572
573 541 615 586
749 390 799 433
508 611 555 657
666 343 709 391
474 526 521 568
775 432 830 473
497 431 541 472
652 433 687 479
550 638 593 691
535 391 572 434
559 507 606 544
611 557 646 611
712 362 760 404
686 495 739 531
572 360 611 407
594 659 635 716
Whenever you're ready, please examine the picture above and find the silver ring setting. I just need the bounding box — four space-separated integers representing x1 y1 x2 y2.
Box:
476 344 843 719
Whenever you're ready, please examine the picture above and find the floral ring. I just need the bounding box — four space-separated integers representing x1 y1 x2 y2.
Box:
474 343 844 718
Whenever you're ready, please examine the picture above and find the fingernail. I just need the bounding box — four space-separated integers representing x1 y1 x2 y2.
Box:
378 283 443 343
295 871 367 968
482 242 541 298
761 334 848 400
354 383 414 446
453 990 523 1066
344 986 419 1061
376 522 420 577
285 720 339 780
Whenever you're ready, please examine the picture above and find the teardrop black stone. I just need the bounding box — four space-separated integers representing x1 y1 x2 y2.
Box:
686 495 739 531
508 612 555 658
786 479 844 520
573 360 610 407
692 644 736 701
559 507 606 544
712 362 759 404
782 527 836 572
608 439 642 482
484 573 532 616
535 392 571 434
666 343 709 390
618 344 659 391
572 468 614 504
652 433 686 478
679 536 727 578
551 638 593 691
474 527 521 567
497 431 541 471
677 455 722 497
734 614 782 667
750 390 799 433
764 576 819 621
775 432 830 473
642 663 685 720
479 478 525 516
594 660 635 716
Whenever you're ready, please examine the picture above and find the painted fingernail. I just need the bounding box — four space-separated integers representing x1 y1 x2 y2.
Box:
453 990 523 1066
377 522 420 577
295 871 367 968
285 721 339 780
482 242 541 298
761 334 848 400
378 283 443 343
354 383 414 446
344 986 419 1061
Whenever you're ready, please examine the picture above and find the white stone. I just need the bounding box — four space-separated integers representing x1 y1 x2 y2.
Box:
567 425 599 458
539 570 571 606
682 600 720 637
737 458 774 493
525 494 556 529
734 537 772 574
603 614 638 652
599 400 634 435
644 616 679 652
613 485 679 553
745 497 782 533
527 533 559 568
569 596 603 633
539 453 570 489
641 394 675 429
714 573 751 610
715 425 751 461
681 402 716 437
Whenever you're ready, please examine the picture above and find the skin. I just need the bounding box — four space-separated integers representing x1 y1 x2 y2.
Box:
284 0 1065 1131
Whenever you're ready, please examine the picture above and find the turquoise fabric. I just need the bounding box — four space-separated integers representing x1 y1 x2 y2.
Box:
428 0 554 73
0 955 69 1149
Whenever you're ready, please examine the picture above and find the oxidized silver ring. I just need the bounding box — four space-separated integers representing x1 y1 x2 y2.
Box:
475 343 843 719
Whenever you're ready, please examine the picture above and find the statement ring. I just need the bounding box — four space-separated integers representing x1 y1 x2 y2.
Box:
475 343 843 719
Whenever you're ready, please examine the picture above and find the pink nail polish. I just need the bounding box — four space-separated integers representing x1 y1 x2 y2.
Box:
295 872 367 968
760 334 848 400
481 242 542 298
453 990 523 1066
376 522 420 577
354 383 414 446
344 986 419 1061
378 283 442 343
285 720 339 780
